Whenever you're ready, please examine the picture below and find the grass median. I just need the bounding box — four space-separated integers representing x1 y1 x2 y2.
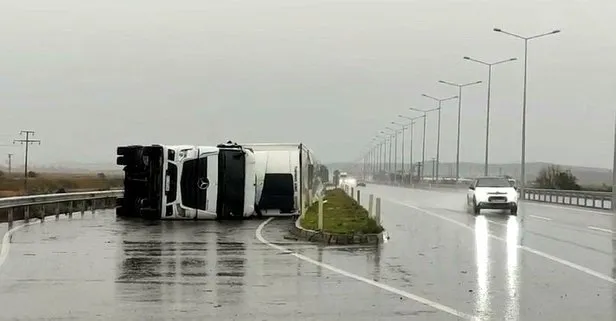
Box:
300 188 383 235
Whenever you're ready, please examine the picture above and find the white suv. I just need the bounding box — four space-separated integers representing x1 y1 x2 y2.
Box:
467 176 518 215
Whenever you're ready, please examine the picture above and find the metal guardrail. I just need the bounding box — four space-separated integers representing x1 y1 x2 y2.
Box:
368 180 614 210
523 188 612 210
0 190 123 225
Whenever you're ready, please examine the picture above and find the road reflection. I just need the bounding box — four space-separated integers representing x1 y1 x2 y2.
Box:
114 219 248 310
214 227 246 307
505 215 520 321
474 215 490 318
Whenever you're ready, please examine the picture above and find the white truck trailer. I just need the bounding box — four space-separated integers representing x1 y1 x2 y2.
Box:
241 143 324 217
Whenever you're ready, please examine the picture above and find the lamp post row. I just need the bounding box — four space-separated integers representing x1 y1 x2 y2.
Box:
359 27 561 197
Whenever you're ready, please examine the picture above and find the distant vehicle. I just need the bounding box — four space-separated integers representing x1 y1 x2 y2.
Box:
357 181 366 187
466 176 518 215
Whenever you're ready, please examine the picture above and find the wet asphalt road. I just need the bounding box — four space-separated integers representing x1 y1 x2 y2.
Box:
0 185 615 320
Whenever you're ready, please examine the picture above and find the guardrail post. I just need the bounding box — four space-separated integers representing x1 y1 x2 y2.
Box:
375 197 381 224
317 197 324 231
68 201 73 218
81 201 85 217
368 194 374 217
24 206 30 222
8 208 13 229
92 199 96 215
356 190 361 204
39 205 45 221
55 202 60 220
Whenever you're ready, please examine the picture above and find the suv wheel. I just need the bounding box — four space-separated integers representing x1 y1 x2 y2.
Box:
472 199 481 215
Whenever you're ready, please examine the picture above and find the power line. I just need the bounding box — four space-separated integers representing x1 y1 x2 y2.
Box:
13 130 41 194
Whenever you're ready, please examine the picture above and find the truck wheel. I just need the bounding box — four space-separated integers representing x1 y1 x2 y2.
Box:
510 205 518 216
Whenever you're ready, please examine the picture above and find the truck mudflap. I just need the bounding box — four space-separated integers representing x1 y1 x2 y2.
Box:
116 145 165 219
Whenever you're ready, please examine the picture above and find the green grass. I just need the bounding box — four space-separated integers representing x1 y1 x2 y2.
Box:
300 188 384 235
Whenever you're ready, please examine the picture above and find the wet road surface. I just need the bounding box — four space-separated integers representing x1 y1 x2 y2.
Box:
355 184 616 320
0 185 615 320
0 210 464 320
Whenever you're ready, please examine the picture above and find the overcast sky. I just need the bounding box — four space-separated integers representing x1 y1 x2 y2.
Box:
1 1 615 169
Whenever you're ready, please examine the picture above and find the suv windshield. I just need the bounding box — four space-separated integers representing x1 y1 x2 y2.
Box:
476 177 511 187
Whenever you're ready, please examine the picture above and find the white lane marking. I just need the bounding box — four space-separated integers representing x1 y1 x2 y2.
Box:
587 226 614 234
255 218 477 320
387 199 616 285
0 220 42 269
529 215 552 221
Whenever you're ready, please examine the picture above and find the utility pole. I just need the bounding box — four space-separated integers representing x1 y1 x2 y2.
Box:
7 153 13 174
13 130 41 194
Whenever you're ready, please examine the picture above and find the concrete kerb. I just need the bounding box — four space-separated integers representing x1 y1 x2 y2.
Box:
290 212 384 245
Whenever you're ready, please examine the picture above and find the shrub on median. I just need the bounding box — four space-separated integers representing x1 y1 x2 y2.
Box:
301 188 383 235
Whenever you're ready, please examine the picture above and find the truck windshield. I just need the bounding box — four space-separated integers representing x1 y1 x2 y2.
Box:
476 177 511 187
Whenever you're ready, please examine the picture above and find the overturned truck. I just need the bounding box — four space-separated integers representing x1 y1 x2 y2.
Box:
116 142 256 220
116 141 325 220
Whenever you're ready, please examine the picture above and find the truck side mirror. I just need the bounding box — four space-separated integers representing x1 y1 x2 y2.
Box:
469 186 475 190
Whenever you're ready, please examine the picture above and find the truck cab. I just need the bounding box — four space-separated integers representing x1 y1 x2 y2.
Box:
116 142 256 220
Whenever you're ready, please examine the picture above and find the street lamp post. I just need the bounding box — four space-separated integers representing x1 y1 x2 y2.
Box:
399 114 425 182
392 121 409 185
385 126 398 184
493 27 560 199
464 56 517 176
421 94 459 183
380 130 394 180
407 109 435 181
438 80 482 182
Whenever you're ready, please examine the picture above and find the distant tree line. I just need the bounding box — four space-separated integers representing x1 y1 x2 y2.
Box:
534 165 581 190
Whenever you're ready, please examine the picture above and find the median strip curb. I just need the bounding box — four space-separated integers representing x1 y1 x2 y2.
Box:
290 215 384 245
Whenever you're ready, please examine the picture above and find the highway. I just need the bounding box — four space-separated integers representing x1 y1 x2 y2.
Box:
0 184 615 320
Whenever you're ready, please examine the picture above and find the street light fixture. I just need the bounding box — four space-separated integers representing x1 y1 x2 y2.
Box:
464 56 517 176
438 80 482 182
421 94 459 182
493 27 560 199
